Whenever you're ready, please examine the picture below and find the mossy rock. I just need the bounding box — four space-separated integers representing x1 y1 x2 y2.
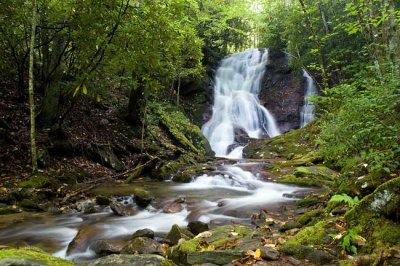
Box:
133 188 154 208
280 165 338 187
279 244 334 265
244 120 320 159
296 196 320 207
121 237 163 255
0 248 75 266
284 221 332 246
297 209 324 225
166 224 194 245
168 225 252 264
19 175 54 189
345 177 400 250
337 171 388 197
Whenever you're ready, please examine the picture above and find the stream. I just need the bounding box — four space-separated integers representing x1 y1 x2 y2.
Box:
0 49 314 263
0 161 307 263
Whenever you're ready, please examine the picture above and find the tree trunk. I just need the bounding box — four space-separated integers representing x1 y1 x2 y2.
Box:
28 0 38 172
127 82 144 125
38 34 66 127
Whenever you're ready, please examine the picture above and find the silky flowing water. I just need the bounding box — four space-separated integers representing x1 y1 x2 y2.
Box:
0 49 310 263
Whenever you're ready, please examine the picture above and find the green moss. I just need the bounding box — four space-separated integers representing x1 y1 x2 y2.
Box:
20 175 53 189
280 174 331 187
286 221 331 246
296 196 320 207
0 248 75 266
244 120 320 159
371 223 400 246
297 209 324 225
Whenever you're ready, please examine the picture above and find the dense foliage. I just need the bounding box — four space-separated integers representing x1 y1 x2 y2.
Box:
258 0 400 175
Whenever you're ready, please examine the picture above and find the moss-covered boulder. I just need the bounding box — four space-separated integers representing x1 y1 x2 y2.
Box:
166 225 194 245
345 177 400 250
0 248 74 266
168 225 252 265
133 188 154 208
280 165 338 187
244 121 319 160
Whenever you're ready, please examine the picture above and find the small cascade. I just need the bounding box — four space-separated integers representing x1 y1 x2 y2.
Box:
300 70 318 127
202 49 280 159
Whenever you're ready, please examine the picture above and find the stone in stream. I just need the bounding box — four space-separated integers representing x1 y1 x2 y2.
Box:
131 228 155 239
162 197 186 214
92 239 126 255
110 196 139 216
88 254 175 266
187 221 209 235
132 188 154 208
67 226 101 255
121 237 163 255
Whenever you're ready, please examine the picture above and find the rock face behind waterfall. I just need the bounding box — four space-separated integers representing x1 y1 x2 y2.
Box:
260 49 305 132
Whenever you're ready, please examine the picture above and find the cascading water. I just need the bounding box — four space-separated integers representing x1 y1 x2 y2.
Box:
202 49 280 159
300 70 317 127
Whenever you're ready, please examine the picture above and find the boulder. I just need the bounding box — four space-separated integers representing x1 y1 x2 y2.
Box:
133 188 154 208
121 237 163 255
131 228 155 239
0 248 73 266
67 226 101 255
187 221 209 235
163 198 186 214
92 240 125 255
91 144 123 172
260 247 280 260
88 254 175 266
166 224 194 245
186 250 242 265
110 196 139 216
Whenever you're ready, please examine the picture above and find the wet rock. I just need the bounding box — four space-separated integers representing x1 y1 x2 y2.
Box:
187 250 242 265
75 199 100 214
187 221 209 235
163 198 186 214
92 240 125 255
260 49 304 132
166 224 194 245
67 226 101 255
133 188 154 208
260 247 279 260
121 237 163 255
110 196 139 216
132 228 155 239
88 254 175 266
96 196 111 206
0 206 21 215
287 256 302 266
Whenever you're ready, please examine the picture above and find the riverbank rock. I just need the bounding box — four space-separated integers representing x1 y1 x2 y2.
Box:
280 165 338 187
89 254 175 266
0 248 74 266
67 226 101 255
121 237 163 255
187 221 209 235
91 144 123 172
132 228 155 239
168 225 252 265
345 177 400 250
92 240 126 255
166 224 194 245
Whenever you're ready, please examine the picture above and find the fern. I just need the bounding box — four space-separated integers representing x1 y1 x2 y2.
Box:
329 194 359 207
340 226 362 255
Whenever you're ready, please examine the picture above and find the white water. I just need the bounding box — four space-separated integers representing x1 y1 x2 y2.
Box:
300 70 317 127
202 49 280 159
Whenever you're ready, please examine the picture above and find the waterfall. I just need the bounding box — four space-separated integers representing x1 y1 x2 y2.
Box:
300 70 317 127
202 48 280 159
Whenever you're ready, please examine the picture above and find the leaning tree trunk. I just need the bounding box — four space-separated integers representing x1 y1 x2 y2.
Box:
28 0 38 172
